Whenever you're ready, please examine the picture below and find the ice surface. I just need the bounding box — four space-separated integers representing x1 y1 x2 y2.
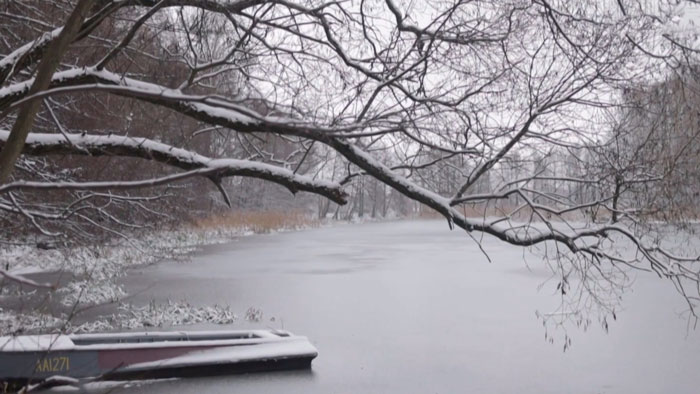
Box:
109 220 700 394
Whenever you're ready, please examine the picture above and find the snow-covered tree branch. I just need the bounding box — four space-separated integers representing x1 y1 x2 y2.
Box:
0 130 348 205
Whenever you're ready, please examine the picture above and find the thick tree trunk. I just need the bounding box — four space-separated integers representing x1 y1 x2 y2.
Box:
611 175 623 223
0 0 94 183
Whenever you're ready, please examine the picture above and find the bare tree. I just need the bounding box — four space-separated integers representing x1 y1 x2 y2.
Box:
1 0 700 330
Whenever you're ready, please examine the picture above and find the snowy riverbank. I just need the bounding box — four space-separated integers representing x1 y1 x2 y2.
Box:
0 219 323 335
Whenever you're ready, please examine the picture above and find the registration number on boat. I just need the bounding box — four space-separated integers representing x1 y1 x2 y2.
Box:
34 356 70 373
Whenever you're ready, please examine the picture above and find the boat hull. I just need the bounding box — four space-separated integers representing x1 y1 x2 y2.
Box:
103 354 314 381
0 330 318 386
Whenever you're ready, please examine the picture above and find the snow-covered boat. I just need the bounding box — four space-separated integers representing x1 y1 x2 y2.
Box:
0 330 317 386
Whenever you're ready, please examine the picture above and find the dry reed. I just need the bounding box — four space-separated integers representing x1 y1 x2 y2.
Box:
191 211 317 233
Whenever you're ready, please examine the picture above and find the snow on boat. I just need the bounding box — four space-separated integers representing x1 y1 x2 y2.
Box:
0 330 317 385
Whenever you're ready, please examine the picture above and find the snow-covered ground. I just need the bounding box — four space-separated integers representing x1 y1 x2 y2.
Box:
0 222 318 335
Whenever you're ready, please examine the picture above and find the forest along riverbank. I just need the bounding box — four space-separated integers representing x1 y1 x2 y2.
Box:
107 220 700 394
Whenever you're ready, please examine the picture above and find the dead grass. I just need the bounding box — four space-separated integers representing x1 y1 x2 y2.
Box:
191 211 317 233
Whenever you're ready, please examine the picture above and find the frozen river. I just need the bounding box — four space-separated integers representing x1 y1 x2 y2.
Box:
108 220 699 394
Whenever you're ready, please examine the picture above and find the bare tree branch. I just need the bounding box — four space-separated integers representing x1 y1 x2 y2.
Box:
0 130 348 204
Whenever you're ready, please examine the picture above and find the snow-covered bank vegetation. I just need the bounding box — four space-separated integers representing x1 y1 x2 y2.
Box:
0 211 318 335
